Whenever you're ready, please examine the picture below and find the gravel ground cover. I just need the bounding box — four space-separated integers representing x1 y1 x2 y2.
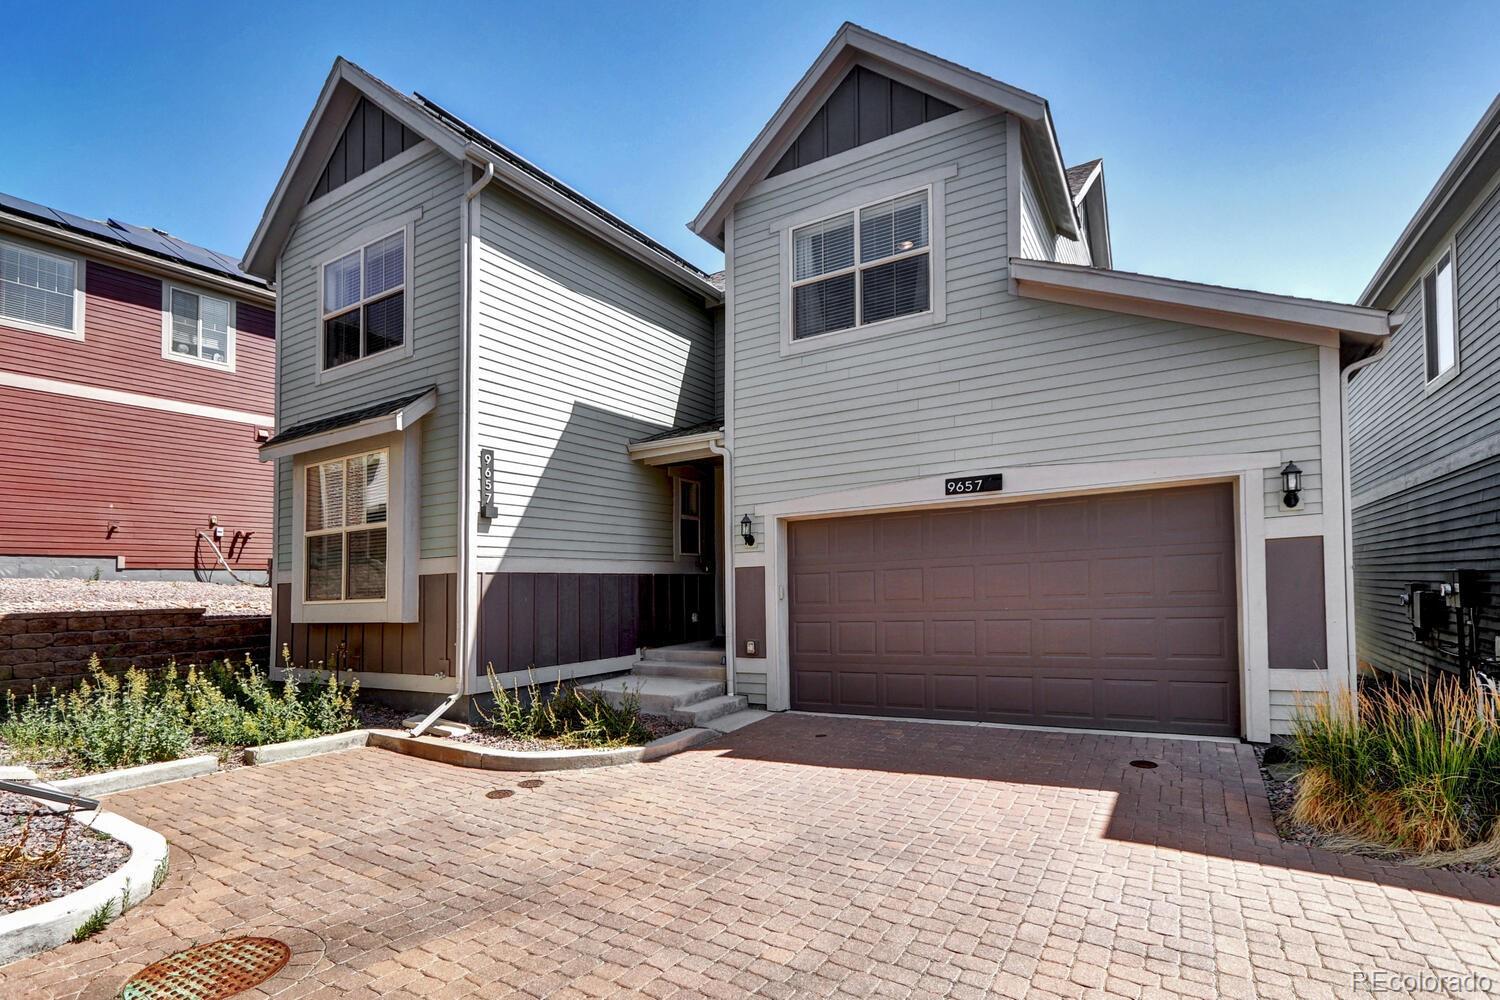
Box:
0 791 130 914
453 712 685 751
0 579 271 617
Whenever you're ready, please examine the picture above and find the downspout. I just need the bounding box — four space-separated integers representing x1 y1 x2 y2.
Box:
415 158 494 740
1339 333 1394 692
709 437 734 697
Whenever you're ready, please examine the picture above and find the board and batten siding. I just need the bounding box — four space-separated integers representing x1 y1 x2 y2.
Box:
728 109 1322 704
472 185 716 570
273 144 465 572
1348 181 1500 678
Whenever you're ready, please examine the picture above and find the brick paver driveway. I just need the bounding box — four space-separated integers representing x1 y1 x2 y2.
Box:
6 713 1500 999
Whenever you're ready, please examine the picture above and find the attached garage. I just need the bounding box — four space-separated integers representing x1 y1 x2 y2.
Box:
787 483 1241 736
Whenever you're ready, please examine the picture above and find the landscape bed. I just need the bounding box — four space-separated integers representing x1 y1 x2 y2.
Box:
0 791 129 915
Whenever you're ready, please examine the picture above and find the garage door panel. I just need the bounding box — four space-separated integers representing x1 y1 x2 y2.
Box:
789 483 1241 736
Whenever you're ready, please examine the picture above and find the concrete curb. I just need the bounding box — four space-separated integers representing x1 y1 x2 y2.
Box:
0 810 168 967
244 730 372 766
51 755 220 800
367 726 718 771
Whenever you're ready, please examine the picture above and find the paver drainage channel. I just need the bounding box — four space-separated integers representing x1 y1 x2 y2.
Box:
119 937 291 1000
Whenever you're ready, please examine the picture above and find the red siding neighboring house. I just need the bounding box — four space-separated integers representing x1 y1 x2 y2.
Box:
0 194 275 581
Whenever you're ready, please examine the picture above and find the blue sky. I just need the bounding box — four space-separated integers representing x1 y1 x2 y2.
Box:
3 1 1497 302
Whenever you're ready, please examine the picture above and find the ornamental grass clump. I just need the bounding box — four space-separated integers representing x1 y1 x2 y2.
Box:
480 666 652 748
1290 675 1500 858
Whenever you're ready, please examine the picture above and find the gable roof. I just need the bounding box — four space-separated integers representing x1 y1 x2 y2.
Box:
242 59 720 300
1066 159 1103 200
0 190 269 295
690 22 1078 249
1361 94 1500 309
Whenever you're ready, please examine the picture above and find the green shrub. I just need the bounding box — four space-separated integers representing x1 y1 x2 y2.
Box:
0 650 359 774
479 667 651 748
1291 676 1500 856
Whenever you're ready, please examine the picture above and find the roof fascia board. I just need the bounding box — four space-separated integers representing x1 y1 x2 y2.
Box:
626 430 725 465
689 22 1056 247
1360 95 1500 308
241 59 465 278
1070 161 1103 203
257 389 436 462
1009 258 1390 341
0 214 273 303
464 146 722 302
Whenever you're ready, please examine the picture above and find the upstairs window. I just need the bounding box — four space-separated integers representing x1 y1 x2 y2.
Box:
792 190 930 339
305 450 389 602
165 287 234 368
1423 249 1457 384
322 229 406 371
0 239 81 337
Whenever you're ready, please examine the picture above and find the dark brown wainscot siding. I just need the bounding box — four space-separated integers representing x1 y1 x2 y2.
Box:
1266 536 1329 670
276 574 457 675
476 572 716 675
735 566 766 658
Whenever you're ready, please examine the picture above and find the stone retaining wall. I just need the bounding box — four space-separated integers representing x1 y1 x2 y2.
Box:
0 609 270 696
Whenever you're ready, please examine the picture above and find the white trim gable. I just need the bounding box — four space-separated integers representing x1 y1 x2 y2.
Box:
690 21 1077 248
241 58 465 279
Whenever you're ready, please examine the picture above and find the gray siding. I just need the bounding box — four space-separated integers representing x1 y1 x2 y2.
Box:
1349 183 1500 497
1348 177 1500 679
729 110 1321 547
1018 152 1051 261
274 144 465 570
473 185 716 569
1353 454 1500 679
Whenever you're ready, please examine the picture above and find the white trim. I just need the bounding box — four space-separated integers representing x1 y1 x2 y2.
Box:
0 370 272 426
290 427 421 624
1317 345 1353 692
754 454 1290 740
0 235 86 340
419 556 458 574
315 218 416 385
778 173 950 356
304 140 434 216
627 429 724 466
1264 512 1325 538
469 556 707 575
1009 258 1391 341
257 387 435 461
273 664 454 693
1267 668 1335 688
300 447 392 605
1005 116 1023 259
1421 242 1460 391
160 282 236 372
484 654 637 691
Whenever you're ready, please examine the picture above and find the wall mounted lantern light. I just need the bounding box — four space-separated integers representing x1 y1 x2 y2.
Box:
739 513 756 548
1280 461 1303 509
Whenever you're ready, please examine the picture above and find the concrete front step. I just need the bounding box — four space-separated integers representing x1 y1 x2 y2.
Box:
633 659 727 681
704 708 772 734
578 675 724 715
644 645 726 665
670 694 749 727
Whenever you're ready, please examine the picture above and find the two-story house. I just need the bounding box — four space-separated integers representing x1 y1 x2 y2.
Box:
0 193 275 582
247 24 1392 740
1348 96 1500 682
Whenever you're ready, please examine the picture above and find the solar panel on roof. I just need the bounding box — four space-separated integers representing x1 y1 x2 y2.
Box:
0 192 69 227
50 209 125 244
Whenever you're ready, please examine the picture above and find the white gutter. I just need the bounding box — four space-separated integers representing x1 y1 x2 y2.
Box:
1340 337 1394 688
709 438 734 698
449 160 496 712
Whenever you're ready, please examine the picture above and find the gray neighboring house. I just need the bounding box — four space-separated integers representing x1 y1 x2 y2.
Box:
1348 96 1500 682
242 23 1392 741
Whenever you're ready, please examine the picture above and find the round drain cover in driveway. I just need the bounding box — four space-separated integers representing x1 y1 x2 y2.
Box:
121 936 291 1000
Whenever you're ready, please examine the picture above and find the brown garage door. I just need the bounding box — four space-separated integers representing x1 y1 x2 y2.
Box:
789 484 1240 736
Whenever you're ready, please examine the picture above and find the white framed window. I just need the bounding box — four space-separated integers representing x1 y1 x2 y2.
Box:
0 237 85 339
1423 247 1458 387
791 190 931 340
162 285 235 369
304 449 390 603
320 228 408 373
675 477 702 558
